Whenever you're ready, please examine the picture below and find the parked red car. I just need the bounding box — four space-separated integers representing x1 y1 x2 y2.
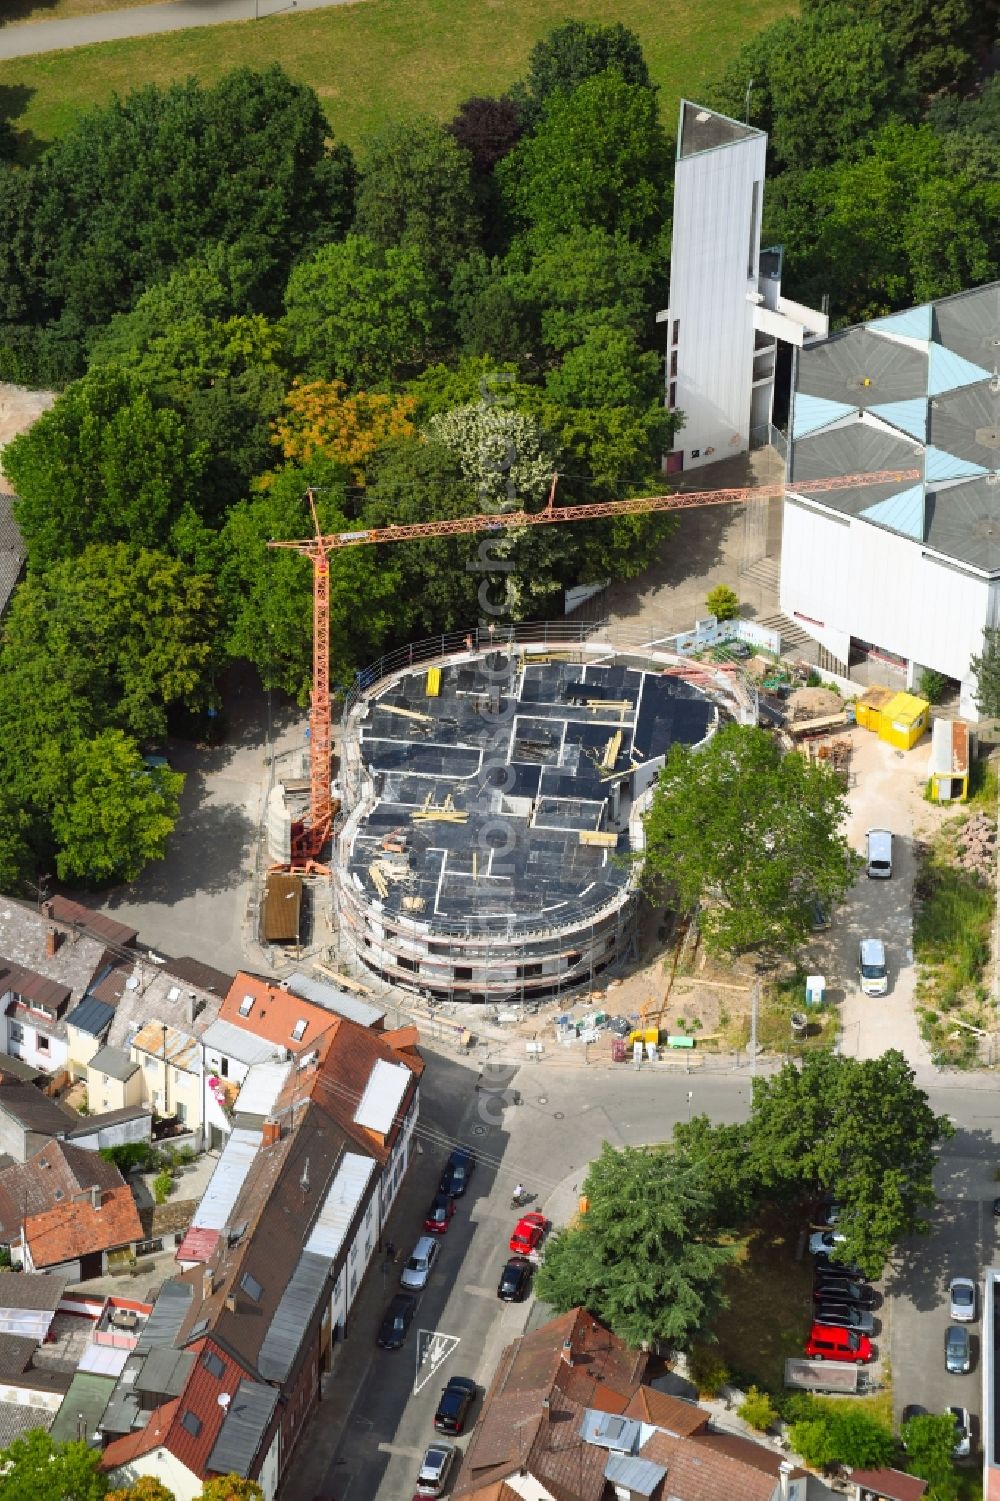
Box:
509 1212 547 1256
424 1195 456 1235
804 1322 873 1365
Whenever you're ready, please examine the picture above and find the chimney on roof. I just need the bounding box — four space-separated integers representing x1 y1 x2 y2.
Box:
202 1266 214 1300
41 901 53 919
262 1119 280 1148
91 1186 102 1211
45 928 60 958
183 992 196 1026
224 1295 237 1314
560 1338 574 1367
779 1460 793 1501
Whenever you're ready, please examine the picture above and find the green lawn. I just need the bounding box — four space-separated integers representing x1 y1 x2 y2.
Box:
0 0 796 160
710 1206 813 1392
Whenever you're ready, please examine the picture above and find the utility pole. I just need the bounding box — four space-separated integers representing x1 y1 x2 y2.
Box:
750 978 759 1077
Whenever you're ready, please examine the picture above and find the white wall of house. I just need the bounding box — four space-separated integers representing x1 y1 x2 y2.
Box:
3 1006 68 1075
665 114 767 471
504 1473 557 1501
780 494 999 716
380 1092 418 1223
259 1428 280 1501
133 1051 204 1130
109 1451 202 1501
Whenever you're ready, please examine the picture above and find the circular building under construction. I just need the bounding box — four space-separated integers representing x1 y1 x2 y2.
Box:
334 641 722 1004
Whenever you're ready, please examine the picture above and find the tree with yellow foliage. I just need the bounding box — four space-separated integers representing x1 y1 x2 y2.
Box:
273 379 417 484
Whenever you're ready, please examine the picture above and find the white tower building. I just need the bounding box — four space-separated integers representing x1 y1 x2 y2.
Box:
660 101 828 474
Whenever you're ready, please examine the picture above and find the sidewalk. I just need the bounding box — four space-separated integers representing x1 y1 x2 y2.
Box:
0 0 357 61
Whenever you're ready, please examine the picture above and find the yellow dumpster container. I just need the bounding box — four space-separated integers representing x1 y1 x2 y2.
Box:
878 691 929 750
426 666 441 697
855 684 896 733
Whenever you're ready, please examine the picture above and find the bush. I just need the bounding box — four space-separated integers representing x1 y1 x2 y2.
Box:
687 1345 730 1396
706 584 740 622
918 668 948 704
153 1170 175 1205
739 1385 777 1432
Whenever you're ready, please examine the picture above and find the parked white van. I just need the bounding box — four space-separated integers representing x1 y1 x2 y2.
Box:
866 828 893 879
858 938 888 996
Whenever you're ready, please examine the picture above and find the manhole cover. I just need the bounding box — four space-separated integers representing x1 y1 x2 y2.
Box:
554 1111 564 1120
537 1097 548 1105
472 1125 487 1136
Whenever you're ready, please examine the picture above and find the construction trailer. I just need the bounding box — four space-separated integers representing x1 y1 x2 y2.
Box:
927 717 970 802
855 685 930 749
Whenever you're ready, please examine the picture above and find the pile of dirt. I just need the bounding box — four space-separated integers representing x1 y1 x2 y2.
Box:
955 813 997 883
786 686 843 720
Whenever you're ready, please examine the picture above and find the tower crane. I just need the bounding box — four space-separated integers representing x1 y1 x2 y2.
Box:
270 465 918 864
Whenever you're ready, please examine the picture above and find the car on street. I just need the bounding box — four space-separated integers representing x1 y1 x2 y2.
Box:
805 1323 873 1364
809 1230 847 1256
400 1235 439 1291
949 1276 977 1322
433 1376 477 1435
377 1293 417 1350
415 1441 457 1496
815 1302 875 1334
509 1212 547 1256
424 1195 456 1235
816 1201 842 1228
951 1406 972 1458
901 1404 927 1427
814 1251 868 1280
497 1256 533 1302
439 1148 475 1198
866 828 893 879
859 937 888 997
945 1324 971 1374
814 1276 877 1308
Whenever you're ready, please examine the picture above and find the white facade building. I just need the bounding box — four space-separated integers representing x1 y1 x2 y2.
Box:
661 101 827 474
780 283 1000 717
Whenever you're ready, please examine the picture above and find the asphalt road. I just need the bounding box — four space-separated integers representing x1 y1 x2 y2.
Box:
0 0 357 60
303 1058 1000 1501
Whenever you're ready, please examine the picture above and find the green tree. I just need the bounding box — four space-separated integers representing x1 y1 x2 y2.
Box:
513 21 653 123
426 399 556 512
643 723 860 959
498 70 669 246
789 1405 894 1468
670 1115 758 1229
219 462 401 701
0 1430 108 1500
0 544 218 744
805 0 980 94
46 731 183 884
747 1050 952 1276
4 368 207 568
971 625 1000 719
901 1412 960 1500
354 118 479 286
536 1143 732 1350
516 226 655 353
107 1475 175 1500
199 1478 264 1501
738 1387 777 1432
711 11 911 173
706 585 740 621
283 235 439 385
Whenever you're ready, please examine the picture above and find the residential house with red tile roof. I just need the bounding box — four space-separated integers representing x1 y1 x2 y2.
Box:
0 1137 123 1247
218 972 337 1058
454 1308 807 1501
19 1183 143 1279
99 1014 423 1500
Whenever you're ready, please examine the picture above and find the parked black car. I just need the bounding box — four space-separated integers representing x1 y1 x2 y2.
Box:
813 1276 877 1308
439 1147 476 1198
497 1256 533 1302
433 1376 477 1434
376 1293 416 1349
813 1252 869 1281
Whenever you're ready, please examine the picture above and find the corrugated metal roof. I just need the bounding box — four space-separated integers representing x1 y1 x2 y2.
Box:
66 995 115 1038
353 1058 410 1134
90 1045 140 1083
207 1379 279 1477
49 1371 118 1446
175 1226 221 1266
135 1280 194 1354
232 1061 291 1121
257 1249 330 1383
262 872 301 943
305 1152 375 1260
603 1452 667 1495
132 1020 199 1072
190 1129 262 1232
286 971 385 1028
201 1018 282 1067
140 1347 195 1397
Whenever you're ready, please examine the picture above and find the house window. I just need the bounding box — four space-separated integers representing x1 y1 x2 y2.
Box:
238 994 254 1017
669 383 677 410
397 956 419 973
9 1024 22 1043
748 181 760 278
669 350 678 379
37 1035 50 1053
291 1019 308 1043
181 1411 202 1437
175 1101 187 1124
241 1272 264 1302
672 319 679 345
202 1350 225 1379
219 1058 229 1079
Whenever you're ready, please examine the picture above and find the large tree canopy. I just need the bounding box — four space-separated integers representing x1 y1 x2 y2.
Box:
512 20 653 123
535 1142 733 1350
643 723 860 958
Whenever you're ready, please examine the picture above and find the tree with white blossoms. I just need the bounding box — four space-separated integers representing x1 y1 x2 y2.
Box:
426 400 557 513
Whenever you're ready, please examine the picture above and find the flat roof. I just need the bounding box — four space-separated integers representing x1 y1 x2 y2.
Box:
262 873 302 943
788 280 1000 569
346 656 713 938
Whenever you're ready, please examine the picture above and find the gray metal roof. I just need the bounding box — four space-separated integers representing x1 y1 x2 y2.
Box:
49 1371 117 1446
207 1379 279 1477
201 1018 282 1067
138 1347 195 1398
578 1409 642 1452
257 1249 330 1382
189 1127 261 1232
89 1045 139 1083
135 1279 193 1354
797 326 928 407
286 971 385 1028
304 1152 375 1260
65 996 115 1038
353 1059 410 1133
604 1452 668 1495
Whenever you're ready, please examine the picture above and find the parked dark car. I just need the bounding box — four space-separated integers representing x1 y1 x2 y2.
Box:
815 1301 875 1334
813 1276 877 1308
433 1376 477 1435
439 1148 476 1198
376 1293 417 1350
813 1251 868 1280
497 1256 533 1302
424 1194 456 1235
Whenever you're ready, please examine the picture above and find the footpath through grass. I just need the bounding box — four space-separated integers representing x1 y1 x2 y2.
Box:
0 0 796 159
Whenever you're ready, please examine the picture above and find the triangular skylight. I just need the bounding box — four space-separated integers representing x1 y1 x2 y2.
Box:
860 485 925 540
791 393 856 440
869 399 927 443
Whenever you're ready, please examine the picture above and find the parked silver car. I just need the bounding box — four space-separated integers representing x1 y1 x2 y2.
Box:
948 1276 977 1322
400 1235 439 1291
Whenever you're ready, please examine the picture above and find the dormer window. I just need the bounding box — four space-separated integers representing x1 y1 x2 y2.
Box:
238 994 254 1017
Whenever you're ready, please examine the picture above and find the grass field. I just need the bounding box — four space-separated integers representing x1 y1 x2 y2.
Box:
0 0 795 160
710 1206 812 1392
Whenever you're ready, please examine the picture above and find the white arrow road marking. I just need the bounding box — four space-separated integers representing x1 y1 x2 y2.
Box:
414 1329 460 1393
